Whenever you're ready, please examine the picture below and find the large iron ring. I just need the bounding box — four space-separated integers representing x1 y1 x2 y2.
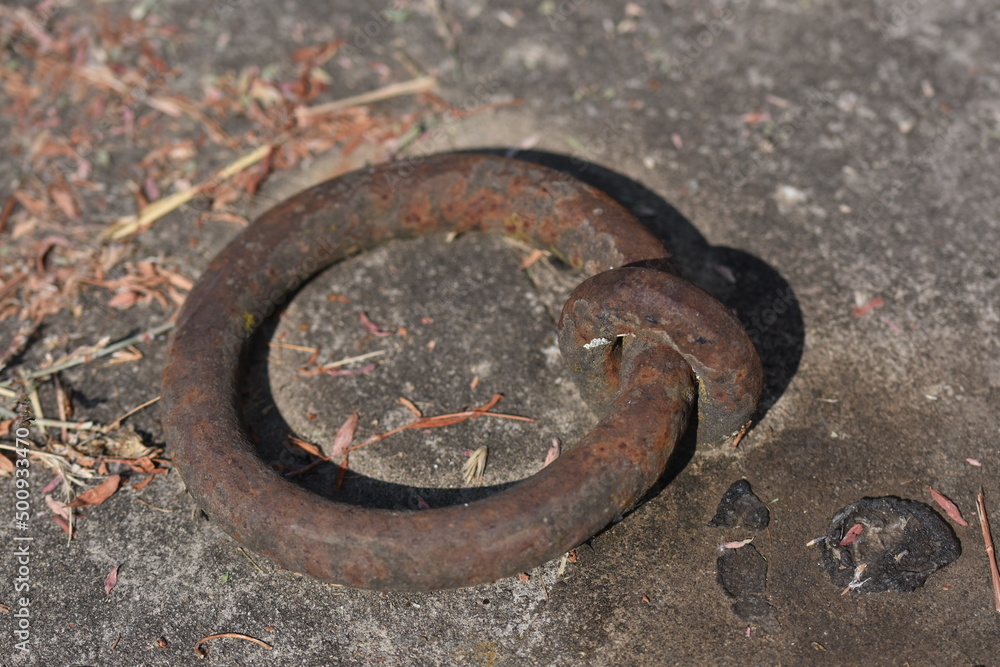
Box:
160 153 762 591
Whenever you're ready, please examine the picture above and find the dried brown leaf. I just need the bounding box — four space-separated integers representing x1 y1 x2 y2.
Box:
721 538 754 549
45 494 71 519
334 456 349 491
52 514 72 534
519 249 546 269
359 311 392 336
289 435 323 458
543 438 561 468
330 411 359 458
131 471 165 492
852 296 884 318
346 394 534 455
398 396 422 418
107 291 140 310
13 189 47 216
104 564 120 595
67 474 122 508
929 487 969 526
839 523 864 546
49 181 79 219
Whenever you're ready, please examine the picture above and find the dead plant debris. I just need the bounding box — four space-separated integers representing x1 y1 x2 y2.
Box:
193 632 273 658
283 394 534 487
977 490 1000 612
929 487 969 527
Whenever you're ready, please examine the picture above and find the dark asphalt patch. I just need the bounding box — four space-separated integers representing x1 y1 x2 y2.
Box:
820 496 962 593
707 479 770 530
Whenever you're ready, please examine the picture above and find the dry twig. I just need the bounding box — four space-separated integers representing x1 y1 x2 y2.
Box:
193 632 273 658
295 76 437 124
977 490 1000 612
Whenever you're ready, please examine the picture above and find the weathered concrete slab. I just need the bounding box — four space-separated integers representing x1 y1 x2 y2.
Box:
2 0 999 664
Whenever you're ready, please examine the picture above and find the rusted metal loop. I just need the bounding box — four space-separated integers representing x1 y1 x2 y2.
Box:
160 152 762 590
559 266 763 446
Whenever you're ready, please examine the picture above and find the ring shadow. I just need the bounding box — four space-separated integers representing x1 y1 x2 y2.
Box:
240 148 804 515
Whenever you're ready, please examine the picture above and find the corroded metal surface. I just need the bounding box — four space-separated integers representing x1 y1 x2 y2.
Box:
160 153 762 591
559 267 762 446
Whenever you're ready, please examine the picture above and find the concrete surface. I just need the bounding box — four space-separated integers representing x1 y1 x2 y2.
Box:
2 0 999 665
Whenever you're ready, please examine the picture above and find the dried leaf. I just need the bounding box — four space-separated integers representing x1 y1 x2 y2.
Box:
49 181 79 219
289 435 323 458
721 538 754 550
45 494 71 519
518 572 531 582
929 487 969 526
519 249 546 269
52 514 72 534
132 470 165 492
852 296 884 318
0 453 14 475
132 456 157 474
334 456 349 491
104 565 120 595
839 523 864 546
330 411 359 458
346 394 534 455
159 268 194 291
359 311 392 336
543 437 561 468
398 396 422 418
13 189 47 216
67 474 122 508
713 264 737 284
107 291 140 309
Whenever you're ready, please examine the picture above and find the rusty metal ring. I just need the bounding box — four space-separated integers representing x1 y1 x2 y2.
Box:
161 153 762 591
